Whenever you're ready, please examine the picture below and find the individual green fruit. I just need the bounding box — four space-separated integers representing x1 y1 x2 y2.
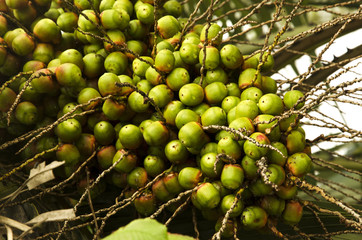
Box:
195 182 221 209
276 184 298 200
136 3 154 24
11 33 34 56
178 167 202 189
284 90 305 110
221 194 244 217
113 0 133 16
241 206 268 230
266 142 288 166
103 29 126 52
235 100 259 121
0 87 16 112
127 91 150 113
14 101 38 125
57 12 78 32
132 56 154 77
266 164 286 186
282 200 303 225
113 149 137 173
175 109 200 130
157 15 181 39
97 145 116 169
127 19 148 40
97 72 121 96
241 155 258 179
152 178 174 202
179 43 200 65
286 152 312 177
143 121 169 146
55 63 84 88
205 67 228 84
104 51 128 75
204 82 228 105
261 76 277 94
221 96 240 114
33 18 61 44
220 44 243 69
148 84 174 108
255 52 274 72
243 132 270 160
144 155 165 177
164 139 189 164
285 130 306 155
260 195 285 217
56 144 81 166
179 83 204 106
199 23 222 45
102 99 126 121
33 43 54 64
56 118 82 143
100 8 130 30
240 87 263 103
62 102 87 126
77 87 102 110
145 67 162 86
166 67 190 91
254 114 281 142
163 0 182 17
238 68 262 90
118 124 143 149
126 40 147 59
163 172 184 194
201 106 226 127
178 121 209 150
31 69 58 94
200 152 223 178
217 136 242 161
134 192 156 216
162 100 185 126
127 167 148 188
258 93 284 116
199 46 220 70
229 117 255 139
94 121 116 145
75 133 97 157
220 164 244 190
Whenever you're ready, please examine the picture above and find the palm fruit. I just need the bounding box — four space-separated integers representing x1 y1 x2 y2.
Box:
166 68 190 91
286 152 312 177
243 132 270 160
175 109 200 129
285 130 306 154
157 15 181 39
200 152 223 178
258 93 284 116
104 51 128 75
238 68 262 90
33 18 61 44
266 142 288 166
220 44 243 69
134 192 156 216
201 107 227 127
55 119 82 143
199 23 222 46
56 143 81 166
241 155 258 179
254 114 281 142
118 124 143 149
199 46 220 70
260 195 285 217
178 167 202 189
241 206 268 230
235 100 259 120
195 182 221 209
204 82 228 105
97 145 116 169
144 155 165 177
217 136 243 161
221 164 244 190
282 200 303 225
220 194 244 217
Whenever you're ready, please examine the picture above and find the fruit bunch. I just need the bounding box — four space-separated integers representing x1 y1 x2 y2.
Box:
0 0 312 237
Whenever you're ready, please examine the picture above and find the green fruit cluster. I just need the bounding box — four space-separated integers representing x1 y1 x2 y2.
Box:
0 0 309 236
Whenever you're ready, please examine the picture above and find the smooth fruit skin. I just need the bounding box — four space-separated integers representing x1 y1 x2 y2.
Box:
56 118 82 143
0 87 16 112
201 106 227 127
144 155 165 177
285 130 306 155
282 200 303 225
164 139 189 164
199 46 220 70
217 136 242 161
75 133 97 157
220 164 244 190
178 167 202 189
241 155 258 179
266 142 288 166
163 172 184 194
243 132 270 160
152 178 174 202
204 82 228 105
235 100 259 120
284 90 304 109
127 167 148 188
286 152 312 177
33 18 61 44
258 93 284 116
238 68 262 90
134 192 156 216
143 121 169 146
113 149 137 173
166 67 190 91
240 87 263 103
200 152 223 178
220 194 244 217
178 121 209 150
56 144 81 166
260 195 285 217
195 182 221 209
179 83 204 107
97 145 116 169
199 23 222 46
94 121 116 145
254 114 281 142
241 206 268 230
220 44 243 69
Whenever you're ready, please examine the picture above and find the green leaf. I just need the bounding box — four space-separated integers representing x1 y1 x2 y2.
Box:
102 218 168 240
